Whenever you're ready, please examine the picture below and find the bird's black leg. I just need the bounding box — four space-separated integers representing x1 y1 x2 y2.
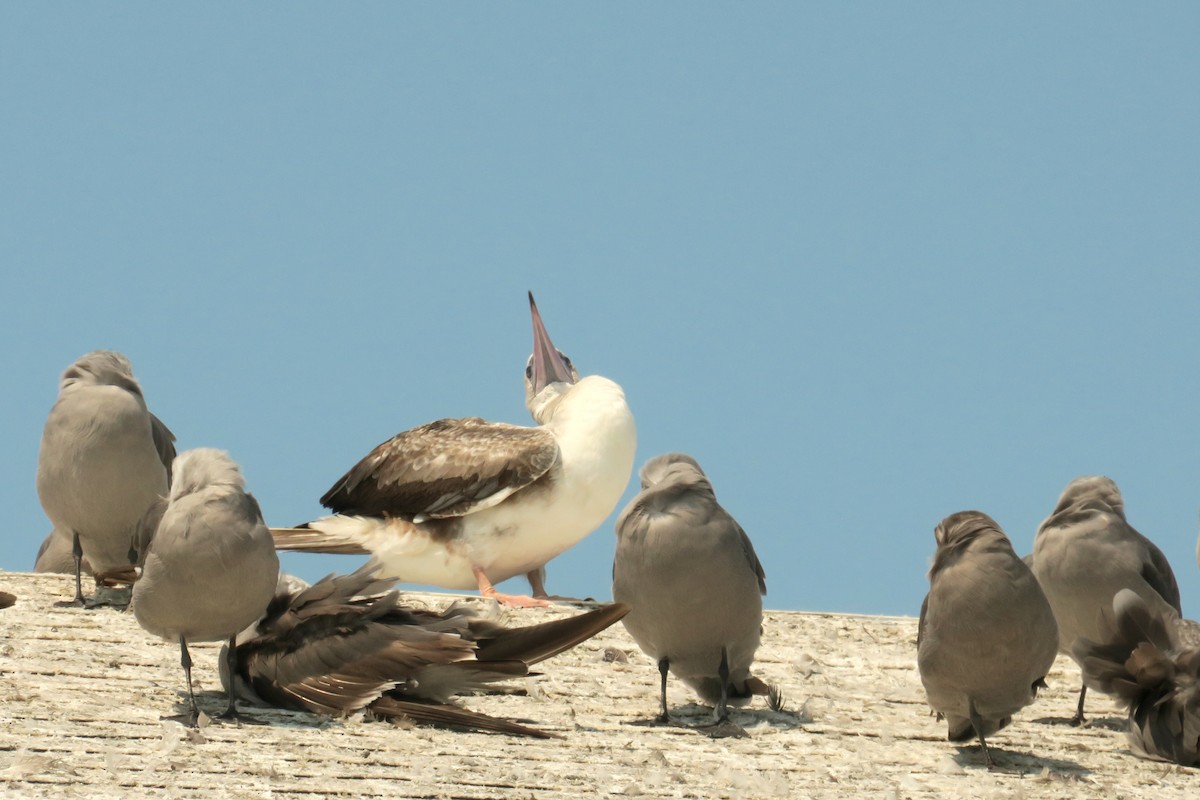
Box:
715 646 731 723
968 698 996 769
217 636 241 720
54 531 88 607
1071 684 1087 726
656 657 670 723
72 531 86 605
179 635 200 727
700 648 749 739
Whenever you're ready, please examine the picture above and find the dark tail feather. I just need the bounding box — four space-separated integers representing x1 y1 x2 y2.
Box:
473 602 630 666
270 527 371 555
1073 589 1176 704
1074 589 1200 766
368 696 559 739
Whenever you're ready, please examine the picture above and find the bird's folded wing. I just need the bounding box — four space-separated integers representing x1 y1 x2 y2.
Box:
319 417 560 519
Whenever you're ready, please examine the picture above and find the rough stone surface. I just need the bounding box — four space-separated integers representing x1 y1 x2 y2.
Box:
0 571 1194 798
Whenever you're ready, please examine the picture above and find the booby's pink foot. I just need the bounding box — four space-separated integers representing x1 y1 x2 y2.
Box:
484 590 551 609
473 565 551 608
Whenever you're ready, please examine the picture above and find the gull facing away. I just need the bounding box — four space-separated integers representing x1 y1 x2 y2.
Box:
1074 589 1200 766
1031 475 1181 725
612 453 770 734
917 511 1058 769
133 448 280 726
220 561 630 738
271 292 637 608
36 350 176 605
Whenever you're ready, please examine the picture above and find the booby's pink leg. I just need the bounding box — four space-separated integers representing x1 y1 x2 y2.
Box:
526 567 549 599
472 565 550 608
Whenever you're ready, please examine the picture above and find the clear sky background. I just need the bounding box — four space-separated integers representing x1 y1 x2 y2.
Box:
3 5 1198 616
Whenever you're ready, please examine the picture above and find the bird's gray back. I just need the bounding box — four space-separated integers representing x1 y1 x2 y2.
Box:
37 383 168 572
134 488 279 643
613 481 763 691
919 527 1058 723
1034 506 1181 650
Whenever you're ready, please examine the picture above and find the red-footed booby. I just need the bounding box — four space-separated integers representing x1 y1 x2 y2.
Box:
272 293 637 607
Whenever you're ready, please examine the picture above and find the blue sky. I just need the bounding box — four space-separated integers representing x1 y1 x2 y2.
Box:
3 4 1198 615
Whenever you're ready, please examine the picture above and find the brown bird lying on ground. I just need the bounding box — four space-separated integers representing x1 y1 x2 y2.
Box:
1074 588 1200 766
220 562 630 737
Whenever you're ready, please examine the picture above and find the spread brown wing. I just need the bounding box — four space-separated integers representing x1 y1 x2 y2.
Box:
470 602 630 665
367 696 558 738
242 622 478 715
239 581 480 716
320 417 560 519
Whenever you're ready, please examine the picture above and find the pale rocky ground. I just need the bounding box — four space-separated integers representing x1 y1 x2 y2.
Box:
0 571 1195 799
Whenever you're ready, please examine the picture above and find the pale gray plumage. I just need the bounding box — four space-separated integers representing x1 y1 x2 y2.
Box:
1074 589 1200 765
133 448 279 725
612 453 766 726
1031 475 1181 724
918 511 1058 768
36 351 175 604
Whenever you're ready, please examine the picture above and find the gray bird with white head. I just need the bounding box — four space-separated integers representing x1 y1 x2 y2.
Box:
36 350 175 605
270 292 637 608
613 453 769 731
1031 475 1181 725
918 511 1058 769
132 448 279 726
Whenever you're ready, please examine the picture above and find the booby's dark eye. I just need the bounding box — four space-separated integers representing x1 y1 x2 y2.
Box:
524 356 534 380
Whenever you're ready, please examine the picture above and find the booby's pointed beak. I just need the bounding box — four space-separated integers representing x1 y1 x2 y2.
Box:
529 291 576 395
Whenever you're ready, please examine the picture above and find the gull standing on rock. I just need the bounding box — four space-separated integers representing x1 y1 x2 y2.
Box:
1074 588 1200 766
133 448 279 726
1031 475 1181 725
271 292 637 608
918 511 1058 769
612 453 770 734
36 350 176 605
220 561 630 738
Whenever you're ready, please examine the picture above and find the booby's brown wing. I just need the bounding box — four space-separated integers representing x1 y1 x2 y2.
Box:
320 417 560 519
